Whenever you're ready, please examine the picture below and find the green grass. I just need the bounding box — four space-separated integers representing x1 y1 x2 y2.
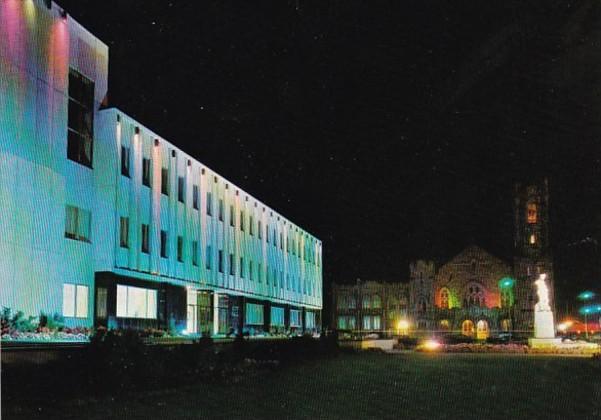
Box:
5 352 601 419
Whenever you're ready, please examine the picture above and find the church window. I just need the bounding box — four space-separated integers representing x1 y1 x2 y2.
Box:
465 283 486 307
501 319 511 332
439 288 450 309
461 320 474 337
527 203 537 224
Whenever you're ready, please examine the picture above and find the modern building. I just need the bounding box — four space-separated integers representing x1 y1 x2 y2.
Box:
332 180 554 339
0 0 322 336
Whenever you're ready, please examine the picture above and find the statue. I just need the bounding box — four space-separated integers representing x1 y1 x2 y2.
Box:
530 273 560 344
534 273 551 311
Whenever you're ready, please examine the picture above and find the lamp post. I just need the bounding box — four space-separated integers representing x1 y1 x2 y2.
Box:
577 291 595 340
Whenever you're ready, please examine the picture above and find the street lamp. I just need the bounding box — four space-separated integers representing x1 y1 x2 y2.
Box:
577 291 595 340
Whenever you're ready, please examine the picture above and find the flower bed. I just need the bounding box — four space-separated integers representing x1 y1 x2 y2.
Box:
1 329 90 342
419 342 600 355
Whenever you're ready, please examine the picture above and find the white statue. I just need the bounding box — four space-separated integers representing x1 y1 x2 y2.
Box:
534 273 551 312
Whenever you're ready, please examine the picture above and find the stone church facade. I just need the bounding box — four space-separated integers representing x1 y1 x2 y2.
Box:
332 180 554 339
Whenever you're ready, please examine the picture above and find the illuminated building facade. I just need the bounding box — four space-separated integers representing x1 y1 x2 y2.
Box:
0 0 322 335
332 180 553 339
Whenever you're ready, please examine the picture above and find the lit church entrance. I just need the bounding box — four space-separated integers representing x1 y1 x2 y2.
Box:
476 320 489 340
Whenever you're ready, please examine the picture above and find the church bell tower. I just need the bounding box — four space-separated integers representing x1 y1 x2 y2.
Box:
513 178 555 331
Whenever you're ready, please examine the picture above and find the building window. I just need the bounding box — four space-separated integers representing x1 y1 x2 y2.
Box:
527 203 537 224
230 205 235 227
462 320 475 337
218 199 223 221
229 253 235 276
258 263 263 282
192 240 199 266
240 257 244 278
161 167 169 195
121 146 130 177
372 294 382 309
116 284 157 319
206 245 212 270
245 303 264 325
119 216 129 248
465 284 485 307
258 221 262 239
65 205 91 242
192 185 199 210
62 284 88 318
249 216 254 236
141 224 150 254
290 310 301 327
177 177 185 203
362 295 371 309
271 306 285 327
440 288 450 309
177 236 184 262
142 158 151 187
67 69 94 168
206 192 213 216
160 230 168 258
530 234 537 245
218 250 224 273
240 211 245 231
249 261 254 281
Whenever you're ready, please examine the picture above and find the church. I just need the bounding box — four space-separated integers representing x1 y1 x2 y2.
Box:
331 179 554 339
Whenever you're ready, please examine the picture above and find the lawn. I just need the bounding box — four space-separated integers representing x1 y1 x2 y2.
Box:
4 352 601 419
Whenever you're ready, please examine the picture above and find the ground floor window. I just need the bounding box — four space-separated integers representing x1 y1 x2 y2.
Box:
62 284 88 318
462 319 474 337
363 315 381 331
476 319 489 339
306 311 316 329
338 315 356 330
116 284 157 319
290 309 301 327
501 318 511 332
439 319 450 330
271 306 285 327
246 303 264 325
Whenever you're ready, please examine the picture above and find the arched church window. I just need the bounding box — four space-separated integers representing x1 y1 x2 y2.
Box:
418 298 427 313
527 203 537 224
465 283 486 308
439 288 450 309
462 320 474 337
362 295 371 309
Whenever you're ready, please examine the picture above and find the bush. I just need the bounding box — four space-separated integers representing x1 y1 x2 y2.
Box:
1 307 38 335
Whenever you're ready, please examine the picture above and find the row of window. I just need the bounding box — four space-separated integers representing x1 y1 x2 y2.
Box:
118 218 318 295
119 147 320 264
336 294 382 310
337 315 382 331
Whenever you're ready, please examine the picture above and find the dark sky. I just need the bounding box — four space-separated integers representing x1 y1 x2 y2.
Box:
59 0 601 311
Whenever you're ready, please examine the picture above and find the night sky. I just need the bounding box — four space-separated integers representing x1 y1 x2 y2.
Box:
59 0 601 312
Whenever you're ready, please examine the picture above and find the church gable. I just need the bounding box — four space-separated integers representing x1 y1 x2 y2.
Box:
434 245 513 309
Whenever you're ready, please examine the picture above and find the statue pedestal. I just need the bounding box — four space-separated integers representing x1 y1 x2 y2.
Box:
528 337 562 348
529 309 561 348
534 310 556 339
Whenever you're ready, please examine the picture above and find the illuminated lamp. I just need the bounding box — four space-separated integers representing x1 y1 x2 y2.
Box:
578 291 595 301
499 277 515 288
422 339 441 351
